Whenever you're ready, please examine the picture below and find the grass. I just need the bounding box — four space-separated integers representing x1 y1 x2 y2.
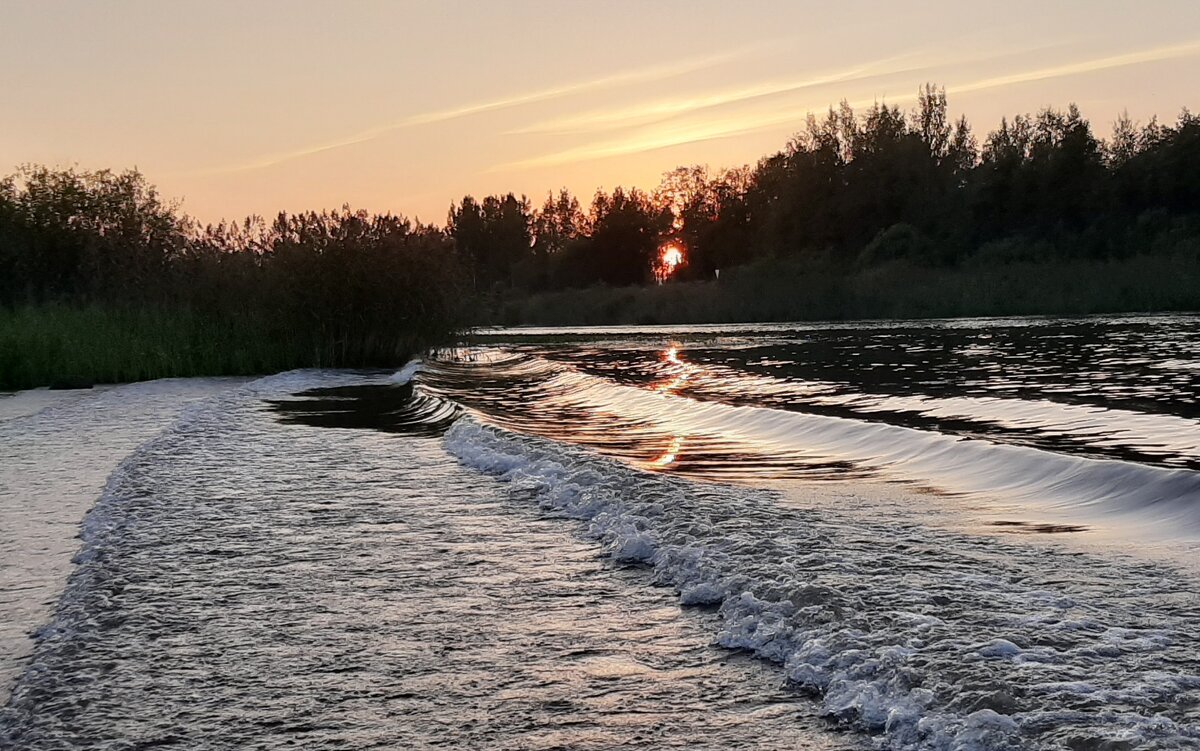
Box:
494 254 1200 326
0 305 435 391
7 254 1196 391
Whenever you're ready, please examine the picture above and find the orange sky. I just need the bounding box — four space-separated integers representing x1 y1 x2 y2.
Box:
2 1 1198 225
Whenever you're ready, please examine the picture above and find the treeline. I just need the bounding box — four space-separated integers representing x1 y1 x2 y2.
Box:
448 188 673 291
447 85 1200 300
4 85 1199 386
0 167 464 388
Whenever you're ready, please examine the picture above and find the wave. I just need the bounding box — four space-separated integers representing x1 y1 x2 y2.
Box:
422 353 1200 536
552 345 1200 469
702 365 1200 469
387 359 424 386
266 378 459 436
641 387 1200 532
443 417 1200 750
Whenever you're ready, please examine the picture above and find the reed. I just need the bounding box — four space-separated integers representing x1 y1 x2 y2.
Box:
0 305 450 391
495 254 1200 326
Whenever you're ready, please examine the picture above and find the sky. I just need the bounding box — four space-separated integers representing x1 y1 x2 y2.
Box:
2 0 1198 225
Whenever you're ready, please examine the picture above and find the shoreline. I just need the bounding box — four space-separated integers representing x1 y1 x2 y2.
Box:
487 255 1200 327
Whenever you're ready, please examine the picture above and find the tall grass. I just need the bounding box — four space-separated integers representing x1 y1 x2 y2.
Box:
494 254 1200 326
0 305 445 391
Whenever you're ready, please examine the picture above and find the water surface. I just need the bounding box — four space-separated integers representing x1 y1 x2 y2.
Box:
2 314 1199 750
0 379 243 701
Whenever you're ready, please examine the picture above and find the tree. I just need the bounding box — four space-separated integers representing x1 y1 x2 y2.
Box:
551 187 670 288
0 165 187 305
533 189 585 257
447 193 533 290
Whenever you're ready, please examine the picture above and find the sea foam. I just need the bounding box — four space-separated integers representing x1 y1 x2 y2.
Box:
444 417 1200 750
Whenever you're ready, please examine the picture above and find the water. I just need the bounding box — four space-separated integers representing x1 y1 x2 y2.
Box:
0 379 244 700
437 316 1200 545
1 373 862 751
2 314 1199 750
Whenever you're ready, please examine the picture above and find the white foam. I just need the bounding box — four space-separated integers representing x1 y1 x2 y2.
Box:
388 360 424 386
444 417 1200 750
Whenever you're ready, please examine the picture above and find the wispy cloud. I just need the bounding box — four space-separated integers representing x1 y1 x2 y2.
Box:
507 54 924 136
205 37 1200 178
492 102 868 172
200 46 758 175
498 39 1200 172
948 39 1200 95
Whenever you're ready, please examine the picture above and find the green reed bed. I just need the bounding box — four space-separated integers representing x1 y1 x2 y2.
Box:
2 306 268 389
494 254 1200 326
0 305 447 391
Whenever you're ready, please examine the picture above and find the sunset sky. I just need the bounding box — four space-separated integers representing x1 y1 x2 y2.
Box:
3 1 1198 225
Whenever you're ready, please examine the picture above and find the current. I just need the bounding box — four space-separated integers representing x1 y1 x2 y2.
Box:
1 314 1198 750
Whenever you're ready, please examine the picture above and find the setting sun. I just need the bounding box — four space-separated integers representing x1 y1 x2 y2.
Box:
656 242 684 282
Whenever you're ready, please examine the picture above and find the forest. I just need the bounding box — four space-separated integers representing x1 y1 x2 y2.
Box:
0 170 464 388
450 87 1200 321
3 86 1199 386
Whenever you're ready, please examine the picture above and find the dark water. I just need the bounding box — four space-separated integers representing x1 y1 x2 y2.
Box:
2 315 1200 750
467 315 1200 470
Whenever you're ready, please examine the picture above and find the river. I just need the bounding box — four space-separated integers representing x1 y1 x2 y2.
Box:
2 314 1198 750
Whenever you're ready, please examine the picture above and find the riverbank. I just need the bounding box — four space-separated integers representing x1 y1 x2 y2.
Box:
489 254 1200 326
0 305 449 391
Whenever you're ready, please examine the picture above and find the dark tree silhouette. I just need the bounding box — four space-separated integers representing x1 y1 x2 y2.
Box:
447 193 533 291
5 85 1200 343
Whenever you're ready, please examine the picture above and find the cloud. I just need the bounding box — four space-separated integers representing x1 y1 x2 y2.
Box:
203 37 1200 178
494 90 930 171
491 103 860 171
200 46 758 175
498 39 1200 171
507 54 924 136
949 39 1200 96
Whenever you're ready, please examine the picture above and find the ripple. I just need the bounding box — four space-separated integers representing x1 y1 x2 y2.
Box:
0 373 865 750
446 418 1200 750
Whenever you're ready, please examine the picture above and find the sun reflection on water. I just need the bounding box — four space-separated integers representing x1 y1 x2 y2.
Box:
646 344 691 471
648 435 685 467
654 344 693 393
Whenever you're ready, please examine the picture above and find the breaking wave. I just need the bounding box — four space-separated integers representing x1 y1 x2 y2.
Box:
444 417 1200 750
422 352 1200 536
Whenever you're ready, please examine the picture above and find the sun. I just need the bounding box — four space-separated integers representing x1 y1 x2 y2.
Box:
656 242 684 282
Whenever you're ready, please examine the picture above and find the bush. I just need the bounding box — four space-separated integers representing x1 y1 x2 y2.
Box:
858 224 939 266
0 168 468 389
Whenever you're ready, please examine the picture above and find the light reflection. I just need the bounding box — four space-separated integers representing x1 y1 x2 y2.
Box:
654 344 692 393
650 435 685 467
648 344 691 470
655 375 689 394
